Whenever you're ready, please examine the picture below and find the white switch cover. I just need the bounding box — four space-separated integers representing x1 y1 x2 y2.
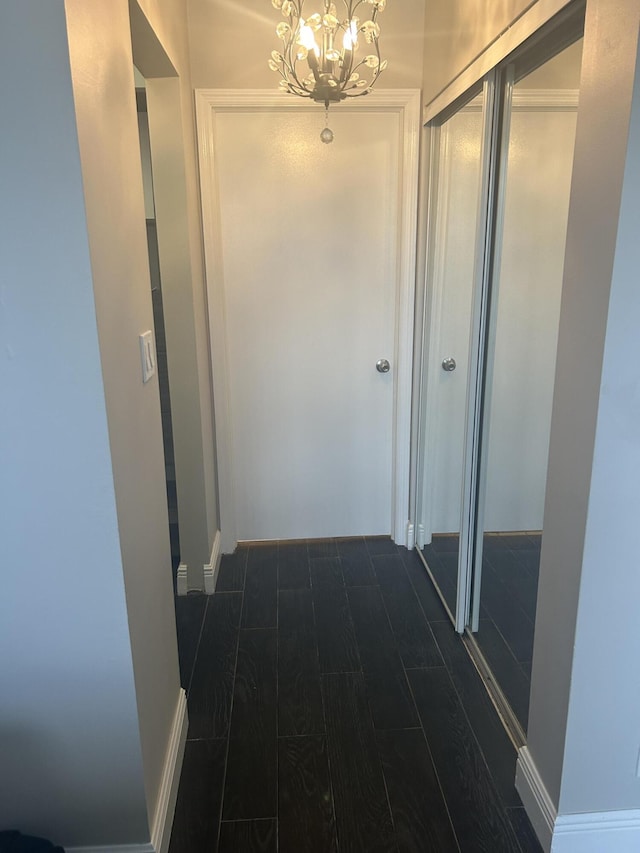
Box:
139 330 156 383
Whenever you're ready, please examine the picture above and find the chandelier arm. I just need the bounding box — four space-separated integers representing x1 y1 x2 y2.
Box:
285 50 314 92
281 47 313 95
350 57 368 72
348 41 380 73
290 61 315 93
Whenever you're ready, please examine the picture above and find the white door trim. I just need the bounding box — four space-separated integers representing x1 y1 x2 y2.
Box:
195 89 421 553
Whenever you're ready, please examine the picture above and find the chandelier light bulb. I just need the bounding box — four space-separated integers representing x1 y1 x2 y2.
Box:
298 22 318 51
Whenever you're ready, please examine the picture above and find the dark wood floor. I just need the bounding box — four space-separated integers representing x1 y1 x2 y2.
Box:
170 538 542 853
421 533 540 733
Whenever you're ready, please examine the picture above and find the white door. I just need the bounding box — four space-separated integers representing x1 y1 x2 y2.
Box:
198 93 418 545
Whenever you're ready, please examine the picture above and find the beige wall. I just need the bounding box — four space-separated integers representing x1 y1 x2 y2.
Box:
529 0 640 818
64 0 186 833
423 0 531 102
188 0 426 89
1 0 151 846
1 0 218 843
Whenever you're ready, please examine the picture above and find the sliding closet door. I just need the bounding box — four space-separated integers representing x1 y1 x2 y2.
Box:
471 40 583 734
415 16 585 738
416 88 489 624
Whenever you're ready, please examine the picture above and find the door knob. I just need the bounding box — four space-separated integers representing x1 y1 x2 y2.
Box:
376 359 391 374
441 357 457 372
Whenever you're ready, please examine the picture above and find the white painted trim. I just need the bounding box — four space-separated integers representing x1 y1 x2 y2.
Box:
176 562 188 597
196 89 420 550
512 89 579 110
390 90 421 547
203 529 221 595
552 810 640 853
517 735 640 853
420 122 450 547
424 0 574 123
405 522 415 550
452 90 579 114
516 745 556 852
195 91 238 556
150 689 188 853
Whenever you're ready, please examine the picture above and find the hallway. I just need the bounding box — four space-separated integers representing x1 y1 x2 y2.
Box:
170 539 542 852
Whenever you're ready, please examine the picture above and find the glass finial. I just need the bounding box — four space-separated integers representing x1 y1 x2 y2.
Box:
321 106 334 144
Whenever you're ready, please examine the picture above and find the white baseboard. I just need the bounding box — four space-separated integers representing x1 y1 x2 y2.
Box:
516 746 640 853
176 562 188 596
203 530 221 594
552 810 640 853
406 521 415 550
516 746 556 851
150 688 188 853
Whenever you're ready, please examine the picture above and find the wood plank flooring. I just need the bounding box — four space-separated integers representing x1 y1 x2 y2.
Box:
169 538 542 853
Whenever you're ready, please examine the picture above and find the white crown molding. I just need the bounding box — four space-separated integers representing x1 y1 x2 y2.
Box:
454 89 578 117
198 87 423 113
512 89 579 110
203 530 221 595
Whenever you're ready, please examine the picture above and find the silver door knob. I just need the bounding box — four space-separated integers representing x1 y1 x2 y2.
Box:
442 357 456 372
376 359 391 373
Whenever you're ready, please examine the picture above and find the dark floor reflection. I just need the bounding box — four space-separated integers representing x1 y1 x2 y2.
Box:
421 533 540 732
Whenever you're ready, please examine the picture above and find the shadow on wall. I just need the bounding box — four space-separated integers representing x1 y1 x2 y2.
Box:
0 728 65 850
0 831 64 852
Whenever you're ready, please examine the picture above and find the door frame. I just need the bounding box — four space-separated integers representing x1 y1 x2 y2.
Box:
195 89 421 553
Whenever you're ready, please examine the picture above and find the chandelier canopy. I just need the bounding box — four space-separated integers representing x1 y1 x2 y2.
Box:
269 1 388 110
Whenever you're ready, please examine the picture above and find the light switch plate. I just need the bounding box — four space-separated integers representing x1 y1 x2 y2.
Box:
139 330 156 383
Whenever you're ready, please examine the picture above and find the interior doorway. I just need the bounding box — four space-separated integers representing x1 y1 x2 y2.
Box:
135 68 181 578
415 21 584 741
197 91 420 552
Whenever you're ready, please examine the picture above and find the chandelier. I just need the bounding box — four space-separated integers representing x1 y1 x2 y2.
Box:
269 0 388 143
